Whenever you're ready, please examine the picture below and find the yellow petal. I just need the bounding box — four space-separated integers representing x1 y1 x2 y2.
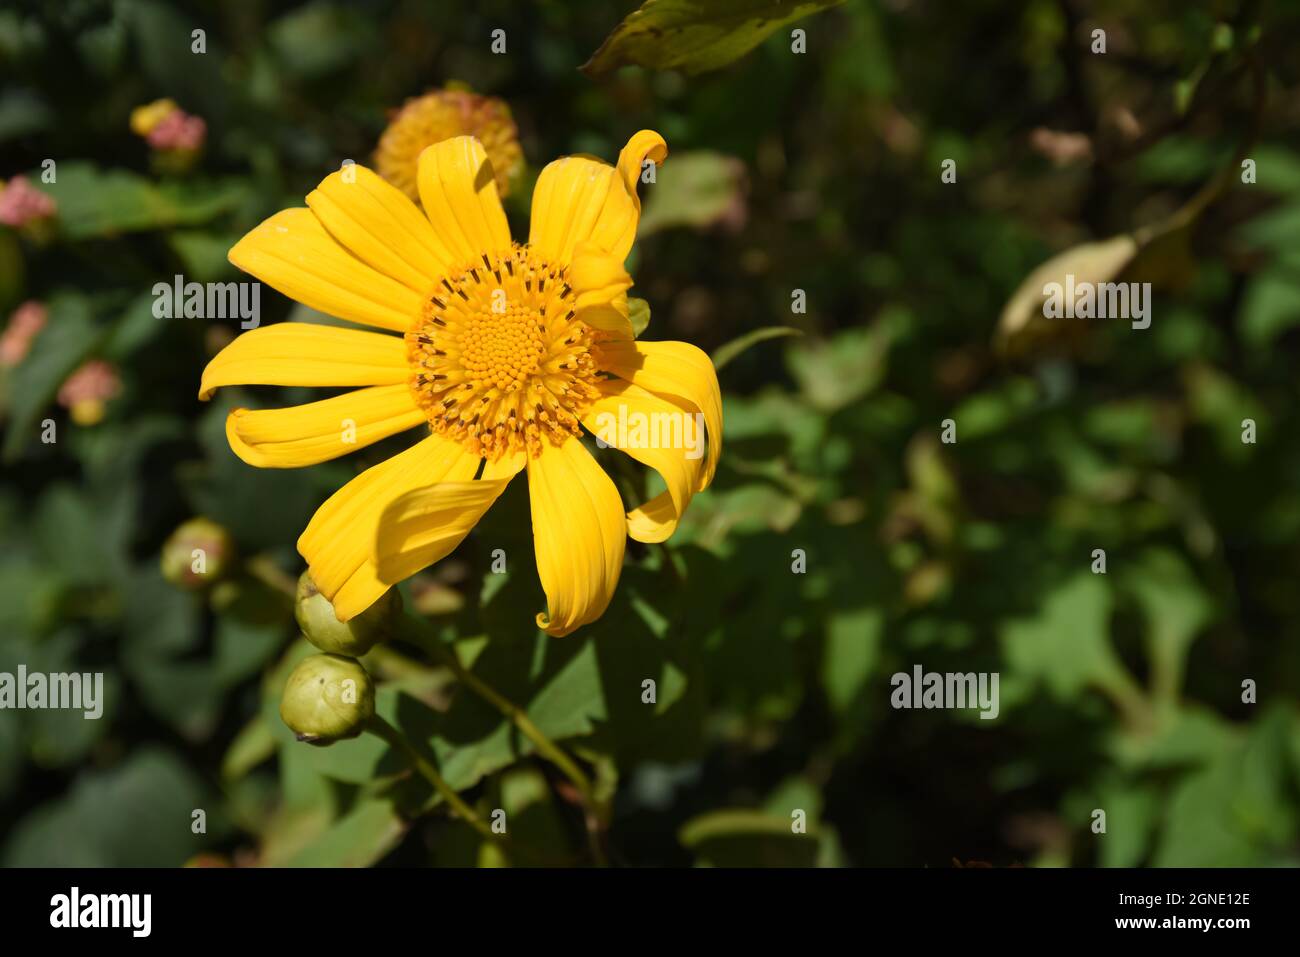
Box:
582 380 702 543
307 164 456 291
529 130 666 266
199 323 410 400
228 208 423 332
298 433 480 614
616 130 667 216
529 157 632 265
225 384 425 468
570 242 632 304
482 449 528 479
577 296 634 338
568 242 634 337
527 437 626 637
595 339 722 489
416 136 513 268
332 476 513 620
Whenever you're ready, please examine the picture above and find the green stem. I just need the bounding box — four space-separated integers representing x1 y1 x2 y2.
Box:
364 644 443 682
396 616 599 809
395 614 609 864
1136 45 1268 243
245 554 298 599
1094 667 1156 736
367 714 499 846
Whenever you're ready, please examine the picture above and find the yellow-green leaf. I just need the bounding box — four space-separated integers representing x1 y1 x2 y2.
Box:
995 234 1139 358
629 297 651 337
582 0 845 78
639 151 747 234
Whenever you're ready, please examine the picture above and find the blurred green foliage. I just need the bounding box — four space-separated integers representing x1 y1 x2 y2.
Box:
1 0 1299 867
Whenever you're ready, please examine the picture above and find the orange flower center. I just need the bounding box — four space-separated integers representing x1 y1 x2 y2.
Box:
406 245 603 460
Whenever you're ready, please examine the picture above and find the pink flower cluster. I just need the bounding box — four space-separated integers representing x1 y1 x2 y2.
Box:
0 177 56 228
148 109 207 152
0 300 47 367
58 359 122 408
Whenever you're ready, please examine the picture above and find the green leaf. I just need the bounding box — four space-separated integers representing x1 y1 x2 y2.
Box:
33 484 128 587
37 163 247 240
1153 708 1297 866
628 297 651 337
1000 574 1132 703
492 766 574 864
582 0 845 77
639 151 746 234
786 325 889 412
0 631 118 769
2 293 101 462
101 291 167 362
121 566 223 738
1182 363 1265 463
1239 268 1300 349
679 484 802 545
821 607 882 715
168 230 242 283
221 714 277 782
267 1 378 79
949 378 1039 442
214 614 289 687
1095 782 1160 868
284 795 409 867
1 748 213 866
1123 548 1213 705
1112 706 1237 770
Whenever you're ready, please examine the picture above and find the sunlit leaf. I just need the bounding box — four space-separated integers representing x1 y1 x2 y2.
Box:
639 151 746 234
582 0 845 77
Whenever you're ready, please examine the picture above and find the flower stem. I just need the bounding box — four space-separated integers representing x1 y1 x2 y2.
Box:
245 554 298 599
394 614 610 866
396 615 599 809
366 713 499 846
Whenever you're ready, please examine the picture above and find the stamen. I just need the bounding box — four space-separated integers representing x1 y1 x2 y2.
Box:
405 244 598 459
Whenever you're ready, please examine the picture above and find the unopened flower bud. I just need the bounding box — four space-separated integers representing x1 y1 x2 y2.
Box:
0 176 57 229
280 653 374 745
130 98 179 137
295 570 399 656
57 359 121 426
374 88 522 201
161 516 235 589
0 300 47 368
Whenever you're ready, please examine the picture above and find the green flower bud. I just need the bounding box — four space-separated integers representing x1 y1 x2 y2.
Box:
160 517 235 590
279 653 374 745
294 570 399 656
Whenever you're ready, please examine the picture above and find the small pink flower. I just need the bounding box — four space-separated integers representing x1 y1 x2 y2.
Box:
0 176 56 228
0 300 48 367
58 359 122 425
147 110 207 152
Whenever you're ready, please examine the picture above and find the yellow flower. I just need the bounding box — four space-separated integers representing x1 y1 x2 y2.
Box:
201 132 721 636
374 89 523 201
130 98 179 137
